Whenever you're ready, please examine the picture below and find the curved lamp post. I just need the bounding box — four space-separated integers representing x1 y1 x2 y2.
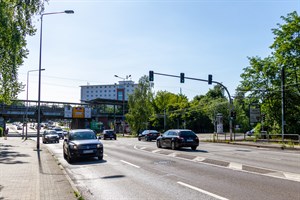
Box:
37 10 74 150
26 68 45 140
114 74 131 136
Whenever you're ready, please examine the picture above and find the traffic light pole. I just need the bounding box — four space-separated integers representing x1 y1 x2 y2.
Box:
150 71 234 140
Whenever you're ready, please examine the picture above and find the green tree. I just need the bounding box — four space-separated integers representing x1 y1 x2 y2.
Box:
126 75 153 135
239 11 300 134
0 0 44 104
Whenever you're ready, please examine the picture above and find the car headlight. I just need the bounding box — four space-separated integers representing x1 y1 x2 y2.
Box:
69 144 77 150
97 144 102 148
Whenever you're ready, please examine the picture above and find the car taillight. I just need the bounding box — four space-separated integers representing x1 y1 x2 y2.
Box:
177 136 184 140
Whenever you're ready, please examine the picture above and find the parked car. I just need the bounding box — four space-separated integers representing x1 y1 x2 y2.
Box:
52 127 64 139
17 124 23 130
63 129 103 163
246 129 255 136
42 130 59 144
138 130 160 141
156 129 199 150
102 129 117 140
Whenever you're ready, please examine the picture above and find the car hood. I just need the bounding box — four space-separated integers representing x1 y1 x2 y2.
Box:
70 139 101 145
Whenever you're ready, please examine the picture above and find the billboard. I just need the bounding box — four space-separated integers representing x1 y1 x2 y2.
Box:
72 107 85 118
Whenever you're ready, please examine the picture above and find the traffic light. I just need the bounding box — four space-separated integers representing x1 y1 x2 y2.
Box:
149 70 154 81
231 111 236 119
208 74 212 85
180 73 185 83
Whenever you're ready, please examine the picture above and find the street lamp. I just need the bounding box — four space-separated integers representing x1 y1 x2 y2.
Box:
37 10 74 150
114 74 131 135
25 69 45 140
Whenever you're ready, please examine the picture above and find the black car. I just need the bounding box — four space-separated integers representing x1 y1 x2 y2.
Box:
138 130 160 141
52 127 64 139
156 129 199 150
42 130 59 144
102 129 117 140
63 129 103 163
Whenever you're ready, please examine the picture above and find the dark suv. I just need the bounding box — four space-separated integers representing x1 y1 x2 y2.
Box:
63 129 103 163
156 129 199 150
102 129 117 140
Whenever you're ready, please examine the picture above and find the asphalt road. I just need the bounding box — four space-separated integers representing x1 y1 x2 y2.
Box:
40 137 300 200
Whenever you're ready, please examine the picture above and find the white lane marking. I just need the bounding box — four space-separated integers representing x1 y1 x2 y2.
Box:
140 147 147 150
192 156 206 162
177 181 229 200
152 149 161 153
228 162 243 170
284 172 300 182
120 160 140 168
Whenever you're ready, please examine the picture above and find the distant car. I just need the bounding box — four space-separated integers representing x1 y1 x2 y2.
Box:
138 130 160 141
156 129 199 150
246 129 255 136
17 125 23 130
42 130 59 144
52 127 64 139
63 129 103 163
102 129 117 140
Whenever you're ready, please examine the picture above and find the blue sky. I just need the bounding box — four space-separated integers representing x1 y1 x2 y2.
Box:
17 0 299 103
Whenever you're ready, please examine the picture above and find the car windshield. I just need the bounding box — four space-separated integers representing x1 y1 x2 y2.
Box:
105 131 114 134
54 128 62 131
179 131 196 137
45 131 57 135
69 131 97 140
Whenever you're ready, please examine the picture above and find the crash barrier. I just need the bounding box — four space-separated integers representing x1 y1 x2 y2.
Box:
259 132 300 144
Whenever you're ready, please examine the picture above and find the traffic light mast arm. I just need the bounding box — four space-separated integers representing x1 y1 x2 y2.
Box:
152 71 232 104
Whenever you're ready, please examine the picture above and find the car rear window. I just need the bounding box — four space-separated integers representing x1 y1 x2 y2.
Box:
179 131 196 137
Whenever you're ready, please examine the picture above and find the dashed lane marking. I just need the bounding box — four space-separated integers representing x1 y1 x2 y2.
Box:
120 160 140 168
177 181 229 200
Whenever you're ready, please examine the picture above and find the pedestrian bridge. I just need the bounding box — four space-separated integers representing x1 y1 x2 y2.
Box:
0 99 127 121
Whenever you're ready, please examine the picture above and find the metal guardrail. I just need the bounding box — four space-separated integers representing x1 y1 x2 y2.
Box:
259 132 300 144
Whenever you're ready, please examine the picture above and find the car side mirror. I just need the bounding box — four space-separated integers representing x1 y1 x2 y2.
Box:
98 136 102 140
64 138 68 142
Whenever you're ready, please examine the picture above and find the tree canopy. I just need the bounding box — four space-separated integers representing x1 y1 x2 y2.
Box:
0 0 44 104
238 11 300 134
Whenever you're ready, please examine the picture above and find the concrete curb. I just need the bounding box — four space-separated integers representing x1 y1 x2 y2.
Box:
205 140 300 151
46 147 83 199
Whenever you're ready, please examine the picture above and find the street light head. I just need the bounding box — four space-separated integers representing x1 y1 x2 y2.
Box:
65 10 74 14
41 68 45 71
114 75 118 77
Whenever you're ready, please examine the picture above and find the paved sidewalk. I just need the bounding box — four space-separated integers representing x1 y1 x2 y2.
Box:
0 137 78 200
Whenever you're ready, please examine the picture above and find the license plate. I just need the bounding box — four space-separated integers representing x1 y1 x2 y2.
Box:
187 139 193 142
83 150 93 154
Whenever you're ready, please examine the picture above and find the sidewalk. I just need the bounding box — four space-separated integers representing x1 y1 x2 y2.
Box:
197 133 300 151
0 137 78 200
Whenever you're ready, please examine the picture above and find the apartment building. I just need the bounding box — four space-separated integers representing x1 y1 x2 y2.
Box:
80 80 138 102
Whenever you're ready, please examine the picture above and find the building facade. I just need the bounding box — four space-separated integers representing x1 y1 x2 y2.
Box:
80 80 138 102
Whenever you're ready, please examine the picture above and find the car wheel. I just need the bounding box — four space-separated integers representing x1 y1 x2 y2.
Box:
67 153 73 163
145 136 148 141
157 140 162 148
57 140 59 144
191 146 197 150
171 141 177 150
98 156 103 160
63 150 67 160
114 137 117 140
138 137 141 141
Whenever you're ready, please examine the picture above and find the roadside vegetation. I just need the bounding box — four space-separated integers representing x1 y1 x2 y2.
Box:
126 11 300 137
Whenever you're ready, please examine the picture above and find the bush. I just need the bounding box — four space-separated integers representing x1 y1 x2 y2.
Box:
0 127 3 137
